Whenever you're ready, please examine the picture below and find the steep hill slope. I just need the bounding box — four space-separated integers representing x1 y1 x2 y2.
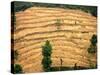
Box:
13 7 97 73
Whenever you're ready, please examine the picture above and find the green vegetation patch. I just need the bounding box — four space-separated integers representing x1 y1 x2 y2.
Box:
42 40 52 72
13 64 23 74
88 34 97 53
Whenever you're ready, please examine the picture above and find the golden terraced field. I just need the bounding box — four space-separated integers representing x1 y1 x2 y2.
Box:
14 7 97 73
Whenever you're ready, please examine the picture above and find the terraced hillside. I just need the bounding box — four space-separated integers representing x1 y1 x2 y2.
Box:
13 7 97 73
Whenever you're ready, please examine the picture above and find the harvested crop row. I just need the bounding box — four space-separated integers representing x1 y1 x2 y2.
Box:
14 7 97 73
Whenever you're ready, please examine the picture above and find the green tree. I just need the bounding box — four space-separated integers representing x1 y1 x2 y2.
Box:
90 34 97 46
14 64 23 73
42 40 52 72
88 34 97 53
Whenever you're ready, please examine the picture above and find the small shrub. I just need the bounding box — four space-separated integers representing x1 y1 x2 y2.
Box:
14 64 23 73
88 45 96 53
88 34 97 53
90 34 97 46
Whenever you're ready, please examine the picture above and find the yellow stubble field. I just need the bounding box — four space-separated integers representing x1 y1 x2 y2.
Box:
13 7 97 73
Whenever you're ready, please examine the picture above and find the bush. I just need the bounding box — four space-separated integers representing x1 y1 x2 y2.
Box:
14 64 23 73
90 34 97 46
88 45 97 53
88 34 97 53
42 40 52 72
